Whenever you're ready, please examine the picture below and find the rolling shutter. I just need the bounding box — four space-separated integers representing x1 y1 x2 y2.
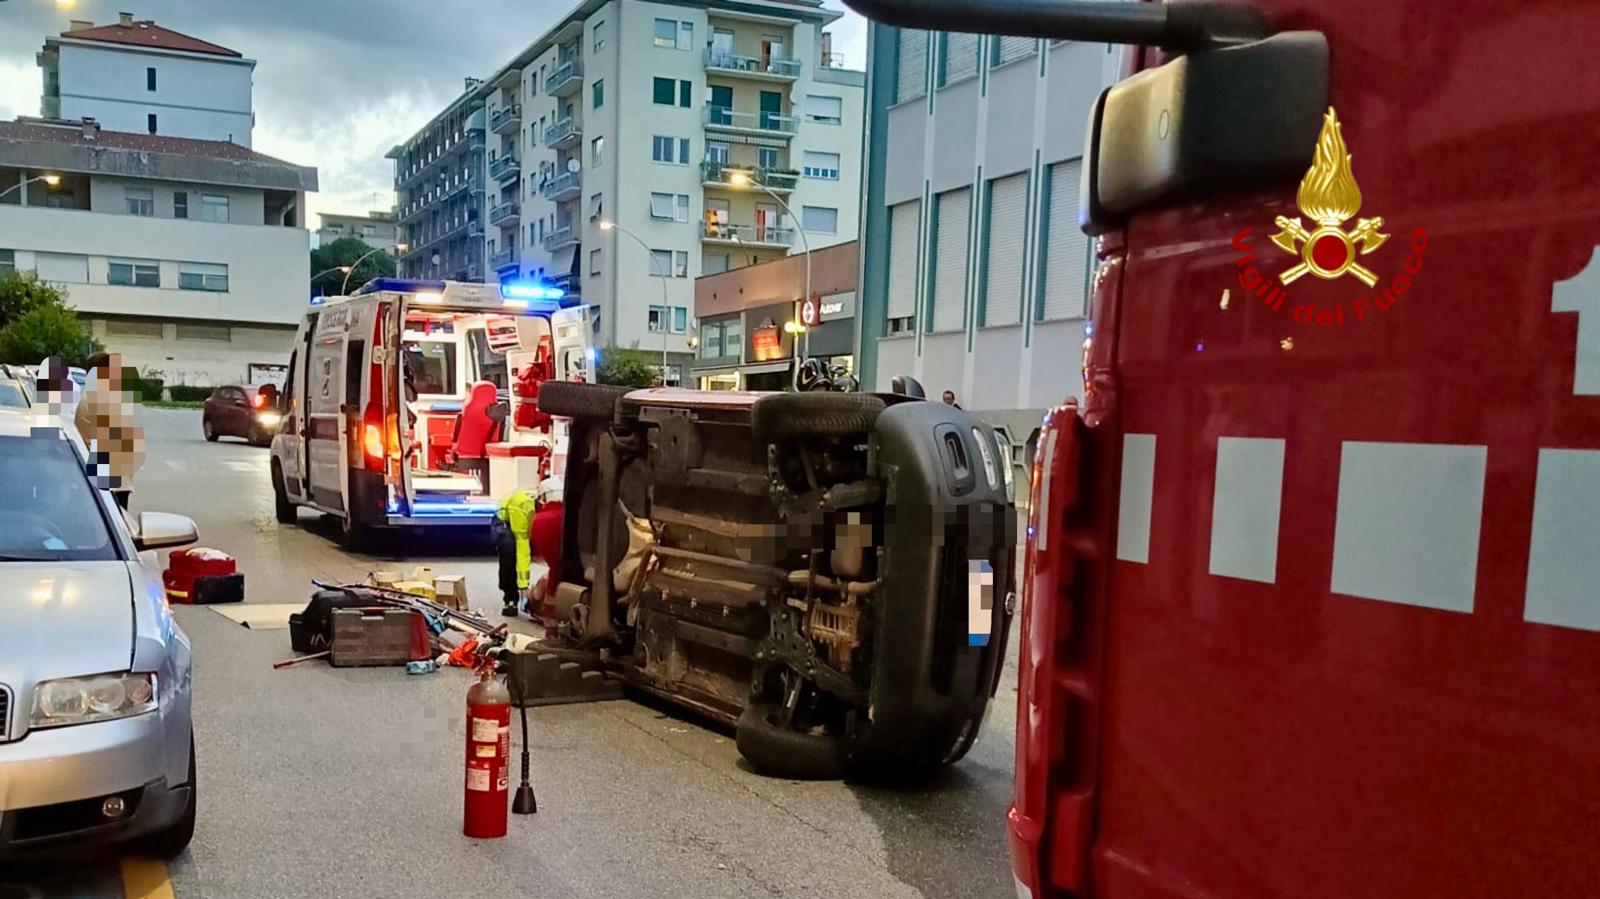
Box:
887 200 921 322
931 187 970 333
1042 160 1089 320
983 173 1027 326
995 36 1037 66
942 33 979 85
896 30 927 103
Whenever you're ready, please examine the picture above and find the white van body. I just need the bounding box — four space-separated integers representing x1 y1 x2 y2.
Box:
269 279 588 543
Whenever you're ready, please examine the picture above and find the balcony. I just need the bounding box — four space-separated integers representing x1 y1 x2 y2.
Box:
701 220 795 248
703 105 799 138
540 170 583 203
701 161 797 193
546 59 582 97
704 48 801 81
490 103 521 135
490 201 521 227
543 226 579 253
491 248 518 272
544 116 582 151
488 153 520 183
468 219 484 238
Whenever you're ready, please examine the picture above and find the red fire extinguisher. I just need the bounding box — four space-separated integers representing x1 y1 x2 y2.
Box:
463 664 511 839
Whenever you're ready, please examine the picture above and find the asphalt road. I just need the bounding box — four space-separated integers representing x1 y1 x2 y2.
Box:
3 407 1021 899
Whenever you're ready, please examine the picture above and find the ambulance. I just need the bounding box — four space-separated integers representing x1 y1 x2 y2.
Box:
269 279 590 547
838 0 1600 896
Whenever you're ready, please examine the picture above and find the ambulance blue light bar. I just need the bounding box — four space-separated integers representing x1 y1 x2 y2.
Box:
503 282 565 302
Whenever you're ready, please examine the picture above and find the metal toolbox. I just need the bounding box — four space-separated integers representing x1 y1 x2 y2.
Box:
330 608 427 667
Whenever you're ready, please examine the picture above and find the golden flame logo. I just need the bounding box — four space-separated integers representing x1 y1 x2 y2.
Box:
1269 107 1388 286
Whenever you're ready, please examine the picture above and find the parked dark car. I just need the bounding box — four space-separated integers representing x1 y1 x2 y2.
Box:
202 385 280 446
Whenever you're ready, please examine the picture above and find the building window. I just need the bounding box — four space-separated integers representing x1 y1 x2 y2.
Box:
650 192 689 222
126 186 154 216
147 113 157 134
593 79 604 109
648 250 689 279
108 258 161 288
589 192 603 220
590 248 602 275
34 252 88 284
0 249 14 275
651 135 691 165
200 193 230 223
679 80 692 107
702 253 728 276
895 30 928 104
706 141 731 166
105 318 164 339
939 33 981 87
173 191 188 218
176 322 232 342
179 262 229 292
757 147 780 170
592 20 605 52
591 136 604 167
647 305 690 333
652 77 675 105
805 94 843 125
361 224 376 237
146 66 157 91
654 18 692 50
801 151 840 180
992 36 1038 67
801 205 838 235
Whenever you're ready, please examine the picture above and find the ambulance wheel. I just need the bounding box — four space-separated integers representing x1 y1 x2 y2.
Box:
271 461 296 523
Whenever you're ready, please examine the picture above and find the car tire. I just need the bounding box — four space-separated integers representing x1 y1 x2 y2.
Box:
271 461 296 524
735 702 847 780
751 393 885 443
202 418 218 442
537 381 632 421
248 427 268 447
339 513 370 552
140 732 196 859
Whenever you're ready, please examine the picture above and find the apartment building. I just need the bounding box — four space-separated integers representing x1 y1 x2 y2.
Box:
0 119 317 385
39 13 255 146
466 0 863 385
857 26 1119 451
388 80 488 282
317 210 398 249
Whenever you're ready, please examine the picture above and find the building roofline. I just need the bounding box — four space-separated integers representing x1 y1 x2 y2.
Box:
47 35 257 67
0 119 317 192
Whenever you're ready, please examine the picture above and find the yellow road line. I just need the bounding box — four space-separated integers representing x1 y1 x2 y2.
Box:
119 857 174 899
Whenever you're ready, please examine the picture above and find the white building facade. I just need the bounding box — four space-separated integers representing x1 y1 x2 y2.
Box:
0 120 316 386
40 13 255 146
461 0 863 385
317 211 399 249
857 27 1119 450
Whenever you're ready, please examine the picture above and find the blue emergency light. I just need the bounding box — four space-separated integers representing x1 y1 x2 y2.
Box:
502 282 566 302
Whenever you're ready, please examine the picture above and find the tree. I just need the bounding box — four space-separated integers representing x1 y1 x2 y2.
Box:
597 347 660 388
0 303 102 367
0 269 70 331
309 236 397 296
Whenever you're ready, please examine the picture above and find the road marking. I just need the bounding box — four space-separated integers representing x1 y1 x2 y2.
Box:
1209 437 1285 583
1115 433 1156 564
1524 449 1600 631
119 858 174 899
1331 441 1486 613
225 461 258 474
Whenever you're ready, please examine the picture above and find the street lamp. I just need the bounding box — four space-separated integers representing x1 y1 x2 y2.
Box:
340 242 408 295
599 219 673 383
0 174 61 202
726 170 810 389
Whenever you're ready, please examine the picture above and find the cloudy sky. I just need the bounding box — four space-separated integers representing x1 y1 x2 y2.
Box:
0 0 867 225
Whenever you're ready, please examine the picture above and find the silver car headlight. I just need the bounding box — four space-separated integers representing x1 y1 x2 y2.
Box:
30 672 158 728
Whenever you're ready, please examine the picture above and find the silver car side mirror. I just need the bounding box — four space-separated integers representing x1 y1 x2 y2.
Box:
135 511 199 551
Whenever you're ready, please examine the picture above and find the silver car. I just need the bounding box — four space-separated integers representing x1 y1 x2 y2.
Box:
0 409 198 858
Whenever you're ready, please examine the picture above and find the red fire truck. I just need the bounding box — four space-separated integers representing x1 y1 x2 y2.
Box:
847 0 1600 896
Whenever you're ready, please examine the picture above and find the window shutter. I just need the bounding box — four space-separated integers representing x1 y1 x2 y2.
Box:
995 36 1037 66
931 187 970 332
983 173 1027 326
1042 159 1090 320
942 33 979 84
887 200 920 321
896 30 927 102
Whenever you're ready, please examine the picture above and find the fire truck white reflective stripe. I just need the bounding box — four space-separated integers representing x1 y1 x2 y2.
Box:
1209 437 1285 583
1331 441 1487 613
1524 449 1600 631
1116 433 1156 564
1551 245 1600 395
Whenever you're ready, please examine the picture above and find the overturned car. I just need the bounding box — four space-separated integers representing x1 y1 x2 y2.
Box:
537 381 1016 780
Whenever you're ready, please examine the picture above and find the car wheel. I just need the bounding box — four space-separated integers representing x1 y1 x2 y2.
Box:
735 702 847 780
270 461 296 524
140 732 196 859
339 514 370 552
537 381 633 421
751 393 885 443
248 427 268 447
202 418 218 442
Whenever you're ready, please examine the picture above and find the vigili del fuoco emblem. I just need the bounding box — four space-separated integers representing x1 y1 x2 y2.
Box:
1269 107 1388 287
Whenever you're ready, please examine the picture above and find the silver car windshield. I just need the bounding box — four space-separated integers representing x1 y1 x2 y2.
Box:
0 433 117 562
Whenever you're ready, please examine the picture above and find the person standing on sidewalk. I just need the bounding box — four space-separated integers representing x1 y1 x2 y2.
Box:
75 352 145 510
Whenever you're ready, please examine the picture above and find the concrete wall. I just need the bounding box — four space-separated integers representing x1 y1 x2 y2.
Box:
695 240 856 316
56 42 254 146
83 317 295 387
88 175 266 224
0 204 310 326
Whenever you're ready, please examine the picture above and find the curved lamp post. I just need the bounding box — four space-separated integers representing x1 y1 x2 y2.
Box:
339 242 409 295
599 219 673 383
0 174 61 202
726 170 810 388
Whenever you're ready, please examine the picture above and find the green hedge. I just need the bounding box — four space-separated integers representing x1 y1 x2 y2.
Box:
166 385 214 402
138 378 165 402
